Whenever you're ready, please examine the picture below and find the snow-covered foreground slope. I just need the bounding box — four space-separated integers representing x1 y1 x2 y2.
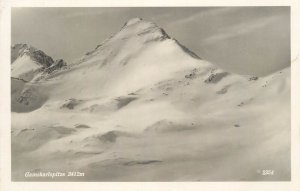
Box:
11 18 290 181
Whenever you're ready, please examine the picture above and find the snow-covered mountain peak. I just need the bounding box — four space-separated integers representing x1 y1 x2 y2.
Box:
114 18 170 42
124 17 143 26
82 18 197 64
11 43 54 68
11 44 67 81
113 18 201 60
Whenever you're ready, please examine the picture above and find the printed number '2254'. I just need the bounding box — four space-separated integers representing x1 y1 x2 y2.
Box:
262 170 274 176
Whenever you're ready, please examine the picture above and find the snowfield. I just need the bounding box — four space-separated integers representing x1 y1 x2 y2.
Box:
11 18 290 181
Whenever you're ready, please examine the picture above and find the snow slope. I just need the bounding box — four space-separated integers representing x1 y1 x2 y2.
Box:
11 18 290 181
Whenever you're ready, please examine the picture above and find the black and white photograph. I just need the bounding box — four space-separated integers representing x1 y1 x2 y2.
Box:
0 0 299 188
9 7 292 182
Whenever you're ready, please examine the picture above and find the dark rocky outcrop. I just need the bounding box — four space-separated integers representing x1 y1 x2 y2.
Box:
44 59 67 74
75 124 91 129
204 72 229 84
60 98 83 110
249 76 258 81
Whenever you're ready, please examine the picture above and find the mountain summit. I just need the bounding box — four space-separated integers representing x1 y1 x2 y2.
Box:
120 18 200 59
118 17 170 41
83 18 200 61
124 17 143 26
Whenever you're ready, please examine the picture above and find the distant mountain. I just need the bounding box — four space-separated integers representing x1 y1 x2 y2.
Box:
11 18 290 181
11 43 54 66
11 43 67 81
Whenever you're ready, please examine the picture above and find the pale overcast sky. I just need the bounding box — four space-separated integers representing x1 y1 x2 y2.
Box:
11 7 290 76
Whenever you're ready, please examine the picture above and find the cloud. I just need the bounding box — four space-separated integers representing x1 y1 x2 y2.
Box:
201 15 283 45
168 7 238 26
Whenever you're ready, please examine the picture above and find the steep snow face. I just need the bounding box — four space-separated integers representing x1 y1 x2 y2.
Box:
11 55 42 81
11 18 290 181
